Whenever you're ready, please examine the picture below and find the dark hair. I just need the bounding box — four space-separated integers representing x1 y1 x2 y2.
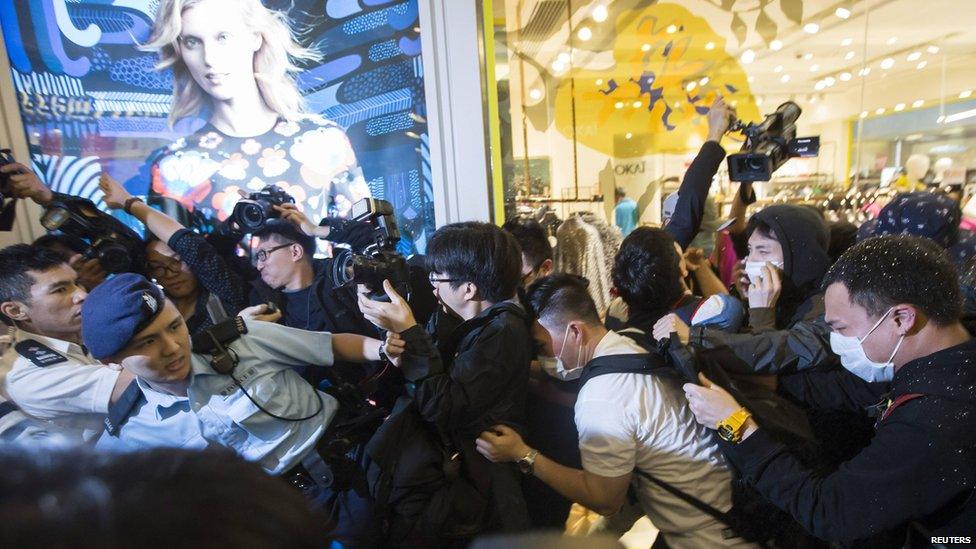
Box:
0 448 323 548
822 235 961 324
612 227 684 315
746 217 777 241
33 234 84 258
252 219 316 259
0 244 70 306
615 187 626 198
502 218 552 269
526 273 600 326
426 222 522 303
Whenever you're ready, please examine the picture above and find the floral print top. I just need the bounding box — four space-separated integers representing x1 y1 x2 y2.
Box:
151 116 371 225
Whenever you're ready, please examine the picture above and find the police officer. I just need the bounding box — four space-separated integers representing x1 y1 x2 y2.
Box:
0 244 133 441
83 273 399 545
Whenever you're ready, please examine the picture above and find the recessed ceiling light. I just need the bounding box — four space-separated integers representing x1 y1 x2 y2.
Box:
907 51 921 62
686 81 697 92
917 61 928 70
781 74 791 83
747 76 755 83
625 132 633 139
705 41 715 51
880 58 895 69
886 36 898 45
912 100 924 108
809 94 818 103
774 65 784 73
674 101 681 108
894 103 905 112
592 4 609 23
641 43 651 52
802 52 814 60
666 24 678 34
551 60 566 73
860 111 869 118
926 45 940 54
699 77 710 86
815 80 827 91
632 100 642 108
845 51 856 60
858 67 871 77
839 72 852 81
577 26 592 41
756 96 764 106
557 52 571 64
810 64 820 72
841 38 854 46
961 90 973 99
741 49 756 64
803 23 820 34
876 107 886 115
770 40 783 51
615 101 624 109
835 7 851 19
596 79 603 86
824 76 836 86
529 88 543 100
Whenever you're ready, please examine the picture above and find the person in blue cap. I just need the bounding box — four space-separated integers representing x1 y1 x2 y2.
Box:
83 272 399 545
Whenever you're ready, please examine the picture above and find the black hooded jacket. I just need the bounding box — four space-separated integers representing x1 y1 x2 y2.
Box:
727 337 976 546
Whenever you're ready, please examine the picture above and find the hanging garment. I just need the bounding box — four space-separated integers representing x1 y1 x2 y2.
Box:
555 215 612 313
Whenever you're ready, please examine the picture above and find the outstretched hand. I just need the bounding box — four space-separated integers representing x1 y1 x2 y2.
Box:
682 373 744 429
98 173 133 210
653 313 690 345
2 162 53 205
358 280 417 333
476 424 530 463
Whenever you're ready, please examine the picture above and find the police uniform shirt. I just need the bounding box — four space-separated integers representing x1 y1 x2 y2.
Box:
95 378 207 454
187 319 339 475
0 395 71 446
0 328 120 441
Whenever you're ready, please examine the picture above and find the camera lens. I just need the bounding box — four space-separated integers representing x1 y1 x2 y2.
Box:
330 248 355 288
97 243 132 273
747 158 765 171
237 203 265 230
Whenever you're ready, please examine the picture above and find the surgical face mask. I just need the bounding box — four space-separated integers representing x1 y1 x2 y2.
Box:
828 307 903 383
744 260 784 282
541 324 586 381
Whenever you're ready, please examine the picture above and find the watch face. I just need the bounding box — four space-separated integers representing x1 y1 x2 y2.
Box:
717 425 734 442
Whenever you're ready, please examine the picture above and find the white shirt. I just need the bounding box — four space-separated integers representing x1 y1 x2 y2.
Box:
95 378 206 453
0 328 120 441
575 330 754 549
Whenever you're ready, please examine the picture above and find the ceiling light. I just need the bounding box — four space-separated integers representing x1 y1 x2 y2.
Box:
780 74 791 83
937 115 946 123
529 88 543 100
741 49 756 64
809 94 818 103
770 40 783 51
803 23 820 34
699 76 710 86
802 52 814 60
686 81 697 92
926 45 940 54
748 75 755 83
595 79 603 86
666 24 678 34
705 41 715 51
815 80 827 91
858 67 871 77
577 26 592 41
907 51 921 62
615 101 624 109
632 100 642 108
641 43 651 52
845 51 856 60
880 58 895 69
592 4 609 23
839 72 852 81
824 76 836 86
625 132 633 139
886 36 898 45
756 96 764 106
551 60 566 73
810 64 820 72
894 103 905 112
917 61 927 70
944 109 976 124
841 38 854 46
912 99 924 108
961 90 973 99
731 100 738 107
876 107 886 115
835 7 852 19
860 111 869 118
674 101 682 108
774 65 784 73
557 52 571 64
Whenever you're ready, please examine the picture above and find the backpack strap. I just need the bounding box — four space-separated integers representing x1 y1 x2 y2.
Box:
579 353 678 387
880 392 925 423
632 468 749 542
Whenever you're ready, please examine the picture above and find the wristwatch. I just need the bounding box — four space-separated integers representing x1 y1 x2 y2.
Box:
377 342 389 363
517 448 539 475
716 408 752 444
123 196 144 214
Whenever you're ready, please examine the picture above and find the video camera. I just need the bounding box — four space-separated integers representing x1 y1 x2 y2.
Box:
727 101 820 182
0 149 20 231
232 184 295 231
40 194 147 274
329 198 410 302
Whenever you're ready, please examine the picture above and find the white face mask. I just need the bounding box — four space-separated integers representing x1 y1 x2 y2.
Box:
744 260 784 282
829 307 903 383
540 324 585 381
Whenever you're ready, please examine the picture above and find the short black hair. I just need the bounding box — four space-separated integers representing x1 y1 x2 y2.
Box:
746 216 777 241
0 244 70 306
526 273 600 326
612 227 684 315
33 234 84 258
0 448 322 548
252 219 316 259
822 235 961 324
502 218 552 269
426 222 521 303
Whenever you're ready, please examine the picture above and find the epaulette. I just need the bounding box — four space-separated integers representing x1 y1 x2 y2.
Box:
103 381 145 437
15 340 68 368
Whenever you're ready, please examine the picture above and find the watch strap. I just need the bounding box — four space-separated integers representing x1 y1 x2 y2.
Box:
123 196 144 214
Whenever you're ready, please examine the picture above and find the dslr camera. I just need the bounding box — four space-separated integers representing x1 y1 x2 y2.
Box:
727 101 820 182
329 198 410 302
40 194 147 274
232 184 295 231
0 149 21 231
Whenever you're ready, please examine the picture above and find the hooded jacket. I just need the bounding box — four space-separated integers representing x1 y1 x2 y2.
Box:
727 337 976 546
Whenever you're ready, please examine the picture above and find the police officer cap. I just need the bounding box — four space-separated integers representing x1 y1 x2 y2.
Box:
81 273 165 359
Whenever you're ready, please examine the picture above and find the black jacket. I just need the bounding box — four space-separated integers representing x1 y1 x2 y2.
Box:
666 140 726 250
727 337 976 546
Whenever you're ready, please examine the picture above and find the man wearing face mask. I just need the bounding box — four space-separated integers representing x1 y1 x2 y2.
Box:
683 235 976 545
474 274 753 549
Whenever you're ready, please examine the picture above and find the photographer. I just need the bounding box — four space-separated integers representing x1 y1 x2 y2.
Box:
33 234 107 292
83 273 399 545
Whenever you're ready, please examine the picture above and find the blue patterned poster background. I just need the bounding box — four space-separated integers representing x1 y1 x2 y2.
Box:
0 0 434 254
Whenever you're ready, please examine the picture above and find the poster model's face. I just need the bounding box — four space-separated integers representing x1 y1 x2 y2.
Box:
178 0 260 104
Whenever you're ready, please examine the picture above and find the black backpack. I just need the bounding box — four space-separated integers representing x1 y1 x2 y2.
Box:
364 302 530 546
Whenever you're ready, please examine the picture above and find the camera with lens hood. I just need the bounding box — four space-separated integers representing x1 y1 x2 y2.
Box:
40 194 147 274
329 198 410 302
232 184 296 231
727 101 820 182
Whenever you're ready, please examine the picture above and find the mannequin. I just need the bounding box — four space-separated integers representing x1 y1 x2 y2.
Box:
934 157 954 184
894 154 930 192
